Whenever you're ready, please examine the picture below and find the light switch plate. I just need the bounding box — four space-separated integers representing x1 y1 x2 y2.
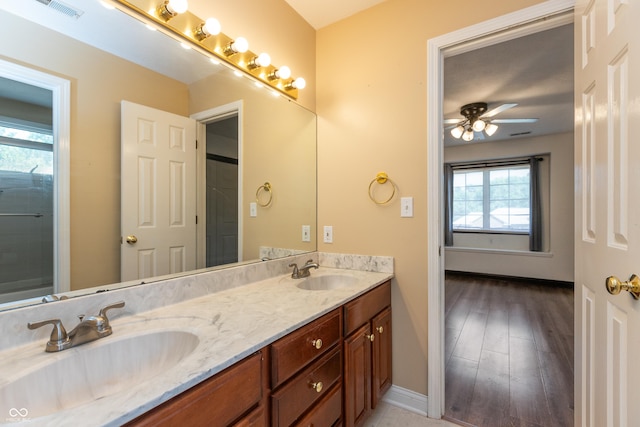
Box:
323 225 333 243
401 197 413 217
250 202 257 217
302 225 311 242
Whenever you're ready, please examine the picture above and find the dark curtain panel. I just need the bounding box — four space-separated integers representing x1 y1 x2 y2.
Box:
444 163 454 246
529 156 542 251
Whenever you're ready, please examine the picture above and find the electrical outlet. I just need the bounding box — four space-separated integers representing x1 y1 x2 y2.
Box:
302 225 311 242
250 202 257 217
323 225 333 243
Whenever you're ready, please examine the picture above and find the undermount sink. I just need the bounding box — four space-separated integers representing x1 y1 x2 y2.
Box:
296 274 359 291
0 330 199 419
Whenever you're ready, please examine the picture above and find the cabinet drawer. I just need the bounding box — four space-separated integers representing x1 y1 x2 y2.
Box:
271 347 342 426
344 281 391 336
127 352 263 427
294 384 342 427
233 405 266 427
271 308 341 387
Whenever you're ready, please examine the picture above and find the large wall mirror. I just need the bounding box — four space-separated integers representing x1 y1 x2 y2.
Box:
0 1 316 309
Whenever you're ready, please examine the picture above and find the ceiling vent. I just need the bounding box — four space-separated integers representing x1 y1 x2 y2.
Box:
35 0 84 19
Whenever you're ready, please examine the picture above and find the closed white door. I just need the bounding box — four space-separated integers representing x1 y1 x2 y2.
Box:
574 0 640 425
121 101 196 281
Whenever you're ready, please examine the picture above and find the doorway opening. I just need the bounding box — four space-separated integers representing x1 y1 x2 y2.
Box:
192 101 243 270
0 59 70 306
426 0 575 418
204 115 239 267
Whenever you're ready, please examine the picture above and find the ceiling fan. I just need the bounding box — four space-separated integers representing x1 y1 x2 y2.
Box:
444 102 538 142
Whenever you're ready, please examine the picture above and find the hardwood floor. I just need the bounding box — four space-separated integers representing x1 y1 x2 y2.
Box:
444 272 574 427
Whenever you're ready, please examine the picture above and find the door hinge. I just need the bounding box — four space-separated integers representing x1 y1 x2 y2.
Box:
195 215 198 225
195 139 198 149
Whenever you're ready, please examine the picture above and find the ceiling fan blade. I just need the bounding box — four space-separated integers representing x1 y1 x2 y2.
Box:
481 103 517 118
491 118 538 123
443 118 461 124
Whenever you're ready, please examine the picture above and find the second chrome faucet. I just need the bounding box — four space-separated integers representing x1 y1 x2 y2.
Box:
27 301 125 352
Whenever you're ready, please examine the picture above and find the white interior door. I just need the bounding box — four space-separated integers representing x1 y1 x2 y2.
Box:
121 101 196 281
574 0 640 425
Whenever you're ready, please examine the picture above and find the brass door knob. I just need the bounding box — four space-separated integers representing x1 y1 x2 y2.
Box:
606 274 640 299
125 235 138 244
310 381 323 393
366 333 375 342
376 326 384 334
311 338 323 350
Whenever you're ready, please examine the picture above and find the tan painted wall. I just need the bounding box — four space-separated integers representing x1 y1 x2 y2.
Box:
316 0 547 395
189 73 317 260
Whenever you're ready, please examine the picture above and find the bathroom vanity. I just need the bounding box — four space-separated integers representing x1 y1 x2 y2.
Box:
0 253 393 426
127 281 392 426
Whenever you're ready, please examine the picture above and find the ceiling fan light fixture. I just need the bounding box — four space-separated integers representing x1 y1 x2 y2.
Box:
485 123 498 136
472 118 486 132
451 125 464 139
462 128 474 142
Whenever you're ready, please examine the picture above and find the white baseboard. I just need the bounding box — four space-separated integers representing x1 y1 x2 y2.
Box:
381 385 429 417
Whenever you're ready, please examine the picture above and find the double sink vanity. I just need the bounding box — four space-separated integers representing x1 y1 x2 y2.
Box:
0 252 393 426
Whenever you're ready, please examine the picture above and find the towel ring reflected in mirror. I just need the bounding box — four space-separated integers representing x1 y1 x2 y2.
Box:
256 182 273 207
368 172 396 205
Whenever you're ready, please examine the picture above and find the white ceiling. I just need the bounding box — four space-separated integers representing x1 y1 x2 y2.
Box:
283 0 388 29
443 23 574 146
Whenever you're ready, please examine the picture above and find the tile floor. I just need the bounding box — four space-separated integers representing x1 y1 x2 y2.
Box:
366 401 461 426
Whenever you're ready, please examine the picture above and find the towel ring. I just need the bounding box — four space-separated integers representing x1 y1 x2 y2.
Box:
368 172 396 205
256 182 273 207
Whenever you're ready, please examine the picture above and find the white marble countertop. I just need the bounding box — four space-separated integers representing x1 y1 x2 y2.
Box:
0 267 392 426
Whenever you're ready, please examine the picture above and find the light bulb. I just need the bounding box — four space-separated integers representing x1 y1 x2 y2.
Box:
285 77 306 91
231 37 249 53
484 123 498 136
268 66 292 81
462 128 474 142
292 77 306 89
249 52 271 69
451 125 464 139
203 18 221 35
166 0 187 14
158 0 187 20
472 119 486 132
277 66 291 79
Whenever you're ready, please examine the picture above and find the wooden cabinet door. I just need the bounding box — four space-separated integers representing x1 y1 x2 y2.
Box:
343 323 371 427
371 307 392 409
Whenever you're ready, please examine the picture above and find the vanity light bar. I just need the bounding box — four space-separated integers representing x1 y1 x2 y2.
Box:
109 0 301 100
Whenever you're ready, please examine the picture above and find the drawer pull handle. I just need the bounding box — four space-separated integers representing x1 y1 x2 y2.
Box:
310 381 323 393
311 338 323 350
376 326 384 334
366 333 375 342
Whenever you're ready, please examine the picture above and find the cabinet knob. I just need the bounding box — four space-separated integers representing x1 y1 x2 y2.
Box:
366 333 375 342
310 381 323 393
376 326 384 334
311 338 323 350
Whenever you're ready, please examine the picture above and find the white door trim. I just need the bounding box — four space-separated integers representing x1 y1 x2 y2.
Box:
191 100 244 268
0 59 71 294
425 0 575 417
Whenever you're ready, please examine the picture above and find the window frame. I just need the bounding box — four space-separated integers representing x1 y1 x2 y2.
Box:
451 160 533 235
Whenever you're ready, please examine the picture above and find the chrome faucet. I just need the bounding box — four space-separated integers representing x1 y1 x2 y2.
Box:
28 301 125 352
289 259 319 279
